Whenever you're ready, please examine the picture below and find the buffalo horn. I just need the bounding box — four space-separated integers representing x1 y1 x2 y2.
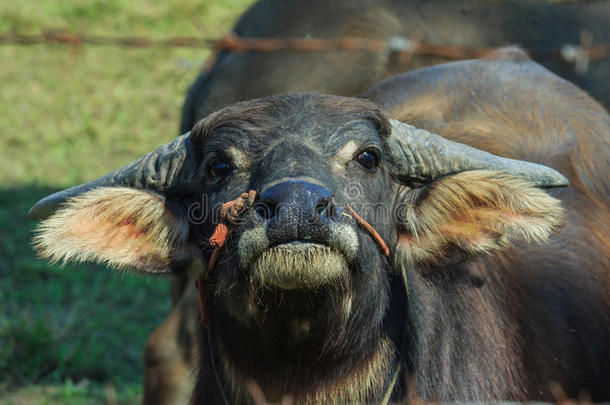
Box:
28 133 199 220
387 120 568 187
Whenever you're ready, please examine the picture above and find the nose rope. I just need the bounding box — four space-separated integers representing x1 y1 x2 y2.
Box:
344 203 390 257
195 190 257 326
208 190 257 270
195 190 390 326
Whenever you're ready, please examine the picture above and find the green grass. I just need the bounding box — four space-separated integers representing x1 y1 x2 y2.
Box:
0 0 254 402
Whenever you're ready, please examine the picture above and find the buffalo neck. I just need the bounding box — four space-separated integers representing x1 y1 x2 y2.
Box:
208 274 402 404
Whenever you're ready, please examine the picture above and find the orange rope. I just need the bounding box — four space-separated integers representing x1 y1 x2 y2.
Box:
345 203 390 257
193 278 209 326
208 190 258 266
196 190 257 326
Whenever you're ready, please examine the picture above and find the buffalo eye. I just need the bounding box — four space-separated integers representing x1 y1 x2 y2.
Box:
354 150 379 171
208 161 233 179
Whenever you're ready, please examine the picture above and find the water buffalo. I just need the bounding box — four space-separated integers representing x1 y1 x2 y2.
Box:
169 2 610 398
171 2 610 401
181 0 610 137
30 50 609 402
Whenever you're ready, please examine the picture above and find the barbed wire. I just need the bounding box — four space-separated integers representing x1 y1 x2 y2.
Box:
1 30 609 74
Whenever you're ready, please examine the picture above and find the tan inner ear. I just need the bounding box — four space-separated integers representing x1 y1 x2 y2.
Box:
395 170 565 269
34 187 191 273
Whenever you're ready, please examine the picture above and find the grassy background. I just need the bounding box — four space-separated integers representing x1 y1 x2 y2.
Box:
0 1 254 403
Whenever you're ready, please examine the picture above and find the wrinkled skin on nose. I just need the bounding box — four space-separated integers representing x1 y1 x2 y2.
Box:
257 180 343 246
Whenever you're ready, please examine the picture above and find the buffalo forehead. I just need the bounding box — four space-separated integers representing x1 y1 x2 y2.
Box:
248 141 341 192
204 109 383 162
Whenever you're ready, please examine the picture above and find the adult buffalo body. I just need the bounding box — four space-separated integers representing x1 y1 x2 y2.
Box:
181 0 610 136
30 51 610 402
171 0 609 401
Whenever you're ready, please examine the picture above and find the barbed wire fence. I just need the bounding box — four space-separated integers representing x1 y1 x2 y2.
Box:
1 30 609 75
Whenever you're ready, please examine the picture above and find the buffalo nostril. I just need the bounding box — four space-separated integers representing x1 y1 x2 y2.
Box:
259 180 336 222
315 198 337 219
255 200 276 220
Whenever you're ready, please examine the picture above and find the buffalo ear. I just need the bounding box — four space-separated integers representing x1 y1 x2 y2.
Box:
395 170 564 269
33 187 199 274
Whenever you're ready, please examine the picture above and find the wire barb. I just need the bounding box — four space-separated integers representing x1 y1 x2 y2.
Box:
1 31 608 67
